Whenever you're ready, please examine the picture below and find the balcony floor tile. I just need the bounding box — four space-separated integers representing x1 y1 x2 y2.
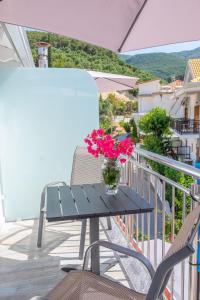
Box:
0 218 135 300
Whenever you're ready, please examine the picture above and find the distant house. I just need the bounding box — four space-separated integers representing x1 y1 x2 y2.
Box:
170 58 200 162
134 79 182 125
134 78 196 163
169 80 183 90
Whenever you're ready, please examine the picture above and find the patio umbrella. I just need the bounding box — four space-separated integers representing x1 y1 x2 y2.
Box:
0 0 200 52
87 71 138 93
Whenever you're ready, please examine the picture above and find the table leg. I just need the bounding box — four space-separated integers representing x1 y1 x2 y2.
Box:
90 217 100 275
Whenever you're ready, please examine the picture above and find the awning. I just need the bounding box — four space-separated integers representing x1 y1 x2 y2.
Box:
87 70 138 93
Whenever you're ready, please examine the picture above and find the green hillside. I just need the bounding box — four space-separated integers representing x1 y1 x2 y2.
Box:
177 47 200 59
120 47 200 81
27 31 155 82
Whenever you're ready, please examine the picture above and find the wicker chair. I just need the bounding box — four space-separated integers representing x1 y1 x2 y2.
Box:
34 204 200 300
37 146 111 259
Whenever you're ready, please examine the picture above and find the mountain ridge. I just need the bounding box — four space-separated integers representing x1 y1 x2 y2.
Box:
27 31 155 83
119 47 200 81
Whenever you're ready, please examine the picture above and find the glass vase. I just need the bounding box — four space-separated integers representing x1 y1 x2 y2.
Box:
102 158 121 195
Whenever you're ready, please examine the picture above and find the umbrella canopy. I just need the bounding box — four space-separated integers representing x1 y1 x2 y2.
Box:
87 70 138 93
0 0 200 52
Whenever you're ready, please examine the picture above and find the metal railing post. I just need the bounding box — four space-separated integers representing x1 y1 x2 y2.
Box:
154 176 158 268
190 184 200 300
189 200 199 300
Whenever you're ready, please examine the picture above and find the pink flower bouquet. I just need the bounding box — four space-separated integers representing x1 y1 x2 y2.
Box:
85 129 134 194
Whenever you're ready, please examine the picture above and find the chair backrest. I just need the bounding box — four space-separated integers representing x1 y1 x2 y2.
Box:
146 204 200 300
70 146 103 185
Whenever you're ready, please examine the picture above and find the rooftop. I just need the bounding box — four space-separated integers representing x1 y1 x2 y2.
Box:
188 58 200 81
169 80 183 88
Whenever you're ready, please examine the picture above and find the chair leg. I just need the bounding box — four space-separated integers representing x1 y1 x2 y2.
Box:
106 217 112 230
37 188 46 248
79 219 87 260
37 210 45 248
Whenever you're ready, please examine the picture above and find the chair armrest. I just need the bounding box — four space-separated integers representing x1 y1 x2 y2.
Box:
41 181 67 200
43 181 67 189
41 181 67 210
83 240 155 279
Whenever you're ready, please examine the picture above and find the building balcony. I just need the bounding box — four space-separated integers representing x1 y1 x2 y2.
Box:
0 148 199 300
171 118 200 135
171 145 191 162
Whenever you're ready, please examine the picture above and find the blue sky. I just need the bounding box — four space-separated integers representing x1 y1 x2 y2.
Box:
125 40 200 56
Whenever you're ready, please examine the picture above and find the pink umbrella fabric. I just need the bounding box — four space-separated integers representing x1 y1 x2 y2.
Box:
0 0 200 52
87 71 138 93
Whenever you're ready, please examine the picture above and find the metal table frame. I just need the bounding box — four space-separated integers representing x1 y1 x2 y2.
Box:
45 183 154 275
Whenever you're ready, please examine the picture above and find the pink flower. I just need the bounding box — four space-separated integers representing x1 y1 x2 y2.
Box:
84 129 134 161
105 134 112 141
120 158 127 164
97 128 104 136
91 129 98 140
84 138 92 146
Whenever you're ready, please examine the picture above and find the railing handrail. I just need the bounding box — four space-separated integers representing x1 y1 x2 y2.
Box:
134 147 200 179
172 118 200 122
130 157 190 195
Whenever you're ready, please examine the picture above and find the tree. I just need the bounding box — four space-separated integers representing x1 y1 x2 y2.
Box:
99 97 112 132
120 118 139 143
139 107 174 167
123 122 131 133
124 101 137 116
139 107 193 237
106 94 124 117
129 118 139 143
129 88 139 97
27 31 155 82
47 33 52 67
139 107 171 138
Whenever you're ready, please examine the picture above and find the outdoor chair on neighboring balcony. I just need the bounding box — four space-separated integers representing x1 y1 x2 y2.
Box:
37 146 112 259
33 204 200 300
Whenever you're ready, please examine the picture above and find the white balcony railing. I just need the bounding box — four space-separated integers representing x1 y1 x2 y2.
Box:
117 147 200 300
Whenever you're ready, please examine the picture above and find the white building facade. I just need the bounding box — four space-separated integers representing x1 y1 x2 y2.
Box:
134 79 182 124
170 59 200 162
135 79 195 163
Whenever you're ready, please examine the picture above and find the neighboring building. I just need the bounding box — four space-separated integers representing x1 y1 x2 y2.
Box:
134 79 182 125
170 58 200 162
169 79 183 90
0 22 34 67
134 79 193 163
0 22 34 228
